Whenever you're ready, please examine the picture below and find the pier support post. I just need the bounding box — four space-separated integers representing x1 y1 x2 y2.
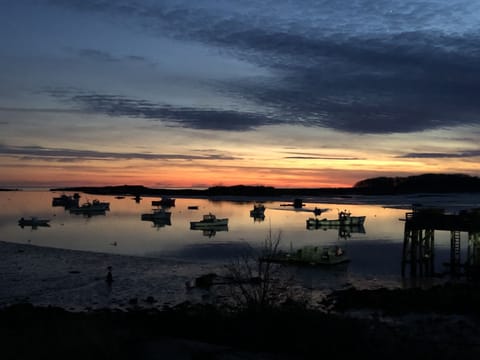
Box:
402 226 435 277
467 232 480 277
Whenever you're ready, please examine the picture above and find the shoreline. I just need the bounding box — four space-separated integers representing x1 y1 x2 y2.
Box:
0 240 223 311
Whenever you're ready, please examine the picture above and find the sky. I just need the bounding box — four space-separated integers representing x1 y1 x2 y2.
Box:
1 0 480 189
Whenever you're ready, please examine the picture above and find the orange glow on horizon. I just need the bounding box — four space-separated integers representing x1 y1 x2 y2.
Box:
1 150 480 189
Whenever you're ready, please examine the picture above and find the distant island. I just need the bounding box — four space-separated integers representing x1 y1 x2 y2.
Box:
51 173 480 196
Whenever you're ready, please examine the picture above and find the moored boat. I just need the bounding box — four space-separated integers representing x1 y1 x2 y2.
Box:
69 199 110 214
52 193 80 208
152 197 176 207
260 245 349 266
141 207 172 221
190 213 228 229
250 203 266 217
306 210 365 228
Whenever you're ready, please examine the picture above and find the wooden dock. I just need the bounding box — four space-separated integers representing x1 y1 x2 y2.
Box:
402 208 480 277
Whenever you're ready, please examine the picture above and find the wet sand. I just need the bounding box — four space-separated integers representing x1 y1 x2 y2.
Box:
0 240 222 310
2 240 480 359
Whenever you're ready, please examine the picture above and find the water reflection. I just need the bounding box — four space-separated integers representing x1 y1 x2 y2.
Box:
18 216 51 229
190 225 229 238
2 190 479 288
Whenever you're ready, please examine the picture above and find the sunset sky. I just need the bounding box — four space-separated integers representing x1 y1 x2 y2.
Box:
1 0 480 189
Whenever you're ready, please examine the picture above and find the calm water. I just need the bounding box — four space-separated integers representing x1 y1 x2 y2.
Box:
2 190 480 289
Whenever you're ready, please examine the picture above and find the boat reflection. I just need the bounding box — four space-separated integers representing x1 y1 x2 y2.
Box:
149 218 172 229
307 223 366 239
18 217 51 229
191 225 229 238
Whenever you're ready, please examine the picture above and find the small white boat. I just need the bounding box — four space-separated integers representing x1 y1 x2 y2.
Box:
260 245 349 266
190 213 228 229
306 210 365 227
18 217 50 228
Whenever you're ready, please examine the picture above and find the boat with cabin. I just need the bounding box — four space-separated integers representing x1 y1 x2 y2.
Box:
152 197 176 207
69 199 110 214
250 203 266 217
190 213 228 229
141 207 172 222
306 210 365 228
52 193 80 208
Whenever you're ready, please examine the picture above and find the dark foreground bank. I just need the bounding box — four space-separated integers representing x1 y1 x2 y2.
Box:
3 283 480 360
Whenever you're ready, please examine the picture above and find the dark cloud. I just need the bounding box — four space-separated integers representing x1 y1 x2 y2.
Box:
0 144 239 161
218 30 480 133
48 92 278 131
46 0 480 134
398 150 480 159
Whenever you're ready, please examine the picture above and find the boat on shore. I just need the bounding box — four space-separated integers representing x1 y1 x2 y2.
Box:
260 245 349 266
306 210 365 228
190 213 228 229
18 217 51 228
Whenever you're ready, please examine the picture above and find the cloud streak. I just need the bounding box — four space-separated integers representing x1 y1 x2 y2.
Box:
398 150 480 159
46 92 277 131
0 144 239 162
